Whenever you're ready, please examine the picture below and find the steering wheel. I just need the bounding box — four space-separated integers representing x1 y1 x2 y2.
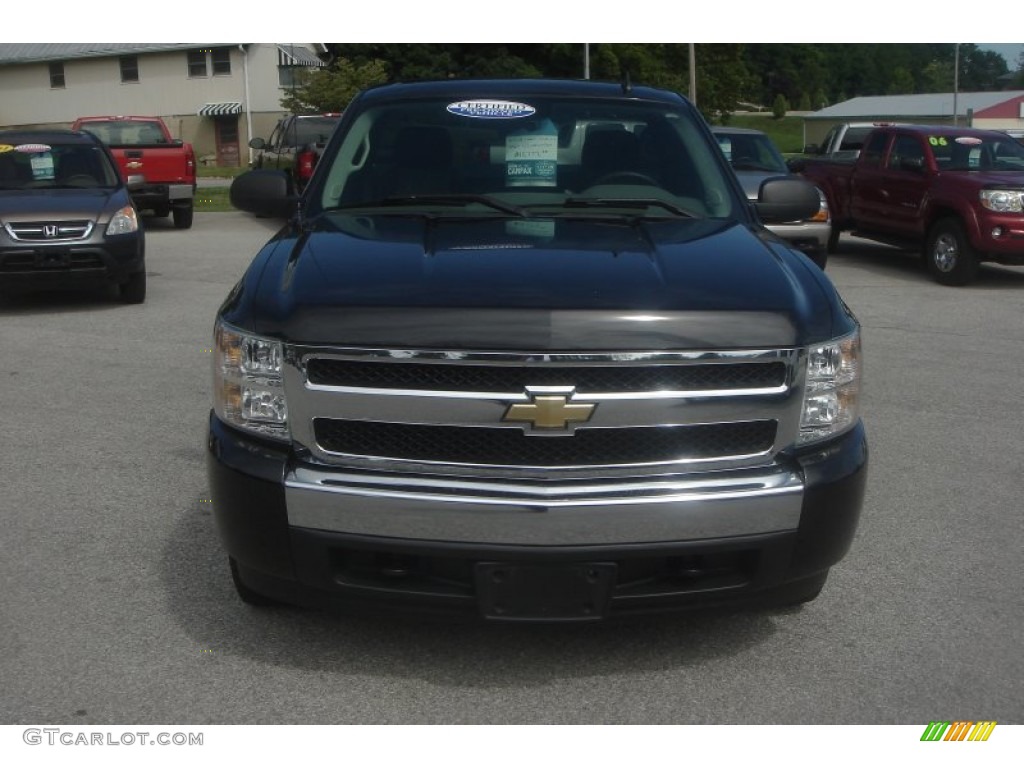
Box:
588 171 661 187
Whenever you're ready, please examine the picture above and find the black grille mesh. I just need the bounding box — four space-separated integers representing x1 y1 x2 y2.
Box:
314 418 776 467
306 359 786 393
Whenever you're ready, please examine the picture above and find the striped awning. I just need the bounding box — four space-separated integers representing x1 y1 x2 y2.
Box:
277 44 325 68
197 102 242 117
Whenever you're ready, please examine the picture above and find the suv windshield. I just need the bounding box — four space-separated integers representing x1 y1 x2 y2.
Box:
715 131 788 174
315 95 738 219
0 142 120 190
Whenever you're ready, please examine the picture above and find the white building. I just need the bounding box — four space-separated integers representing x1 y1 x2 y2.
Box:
0 43 327 166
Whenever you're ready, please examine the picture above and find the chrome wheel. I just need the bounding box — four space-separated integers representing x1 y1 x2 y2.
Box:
931 233 959 273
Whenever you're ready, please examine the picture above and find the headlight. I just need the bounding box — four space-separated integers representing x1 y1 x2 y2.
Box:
105 205 139 235
980 189 1024 213
798 329 861 446
213 320 289 441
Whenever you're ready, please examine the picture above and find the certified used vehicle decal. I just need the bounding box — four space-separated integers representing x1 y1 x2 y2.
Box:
14 143 52 154
446 100 537 119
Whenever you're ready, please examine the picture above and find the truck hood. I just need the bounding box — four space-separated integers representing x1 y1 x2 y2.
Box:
0 188 121 222
235 213 843 350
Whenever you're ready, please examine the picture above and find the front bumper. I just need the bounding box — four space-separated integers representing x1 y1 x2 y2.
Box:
0 233 143 291
207 413 867 620
767 220 830 256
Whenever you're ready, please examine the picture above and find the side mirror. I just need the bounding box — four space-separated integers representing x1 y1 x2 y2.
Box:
248 137 266 150
230 169 297 218
786 157 806 172
802 143 820 155
754 177 820 223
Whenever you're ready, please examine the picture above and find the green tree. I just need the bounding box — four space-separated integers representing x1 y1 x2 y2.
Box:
798 92 811 111
772 94 789 119
887 66 915 95
280 58 388 113
812 88 828 110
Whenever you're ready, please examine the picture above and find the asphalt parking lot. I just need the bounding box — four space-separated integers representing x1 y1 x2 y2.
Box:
1 212 1021 725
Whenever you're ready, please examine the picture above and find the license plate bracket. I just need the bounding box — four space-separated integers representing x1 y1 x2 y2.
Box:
475 562 616 621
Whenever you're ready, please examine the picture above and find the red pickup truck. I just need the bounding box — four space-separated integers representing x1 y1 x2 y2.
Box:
72 116 197 229
798 124 1024 285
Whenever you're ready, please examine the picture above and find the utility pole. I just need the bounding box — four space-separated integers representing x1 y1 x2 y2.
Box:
584 44 590 80
953 43 960 127
689 43 697 105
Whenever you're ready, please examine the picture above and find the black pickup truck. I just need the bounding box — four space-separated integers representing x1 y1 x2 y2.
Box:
212 79 868 621
248 113 340 193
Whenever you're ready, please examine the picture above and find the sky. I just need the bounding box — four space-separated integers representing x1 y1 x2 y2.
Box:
979 43 1023 68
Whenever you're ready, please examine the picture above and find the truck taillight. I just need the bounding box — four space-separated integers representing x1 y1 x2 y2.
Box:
297 150 316 180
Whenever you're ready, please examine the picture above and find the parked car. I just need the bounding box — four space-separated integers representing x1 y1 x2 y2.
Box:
72 116 196 229
249 114 341 193
0 130 146 303
799 124 1024 285
712 126 832 268
214 78 866 621
790 122 894 167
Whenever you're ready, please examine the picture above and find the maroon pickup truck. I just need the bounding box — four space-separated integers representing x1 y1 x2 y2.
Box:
72 116 197 229
798 125 1024 285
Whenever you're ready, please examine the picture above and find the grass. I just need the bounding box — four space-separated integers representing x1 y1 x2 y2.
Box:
719 114 808 155
194 187 235 212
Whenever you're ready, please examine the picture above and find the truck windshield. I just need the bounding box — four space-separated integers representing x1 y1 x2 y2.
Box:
79 121 168 145
316 96 738 219
287 117 340 147
930 133 1024 171
716 132 788 173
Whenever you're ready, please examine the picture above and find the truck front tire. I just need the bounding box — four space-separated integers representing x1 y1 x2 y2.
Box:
926 218 979 286
118 270 146 304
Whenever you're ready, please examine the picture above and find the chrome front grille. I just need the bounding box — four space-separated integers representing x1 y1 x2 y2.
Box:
285 347 807 477
4 220 94 242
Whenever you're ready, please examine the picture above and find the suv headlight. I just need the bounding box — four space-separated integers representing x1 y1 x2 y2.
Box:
798 329 861 445
106 205 139 235
979 189 1024 213
213 320 289 441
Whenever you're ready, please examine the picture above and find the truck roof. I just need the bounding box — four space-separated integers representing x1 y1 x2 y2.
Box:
358 78 686 105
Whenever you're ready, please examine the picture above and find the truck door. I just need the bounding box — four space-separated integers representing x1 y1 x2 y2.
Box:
877 132 930 237
849 130 892 231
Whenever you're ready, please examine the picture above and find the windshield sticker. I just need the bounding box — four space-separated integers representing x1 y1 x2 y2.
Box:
14 143 52 154
505 118 558 187
447 100 536 120
955 137 983 146
30 153 55 180
928 136 948 146
0 144 13 154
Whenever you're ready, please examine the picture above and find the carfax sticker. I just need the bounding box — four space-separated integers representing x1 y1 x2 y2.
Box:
447 100 537 119
14 143 52 153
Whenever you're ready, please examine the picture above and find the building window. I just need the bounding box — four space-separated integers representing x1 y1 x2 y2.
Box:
278 66 300 89
49 61 65 89
120 55 139 83
211 47 232 76
187 49 208 78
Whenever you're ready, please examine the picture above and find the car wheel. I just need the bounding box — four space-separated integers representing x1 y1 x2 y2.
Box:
926 218 978 286
118 270 146 304
173 202 194 230
229 557 282 607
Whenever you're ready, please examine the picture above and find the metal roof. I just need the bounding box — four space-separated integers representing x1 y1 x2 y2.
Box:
808 91 1024 120
0 43 323 66
0 44 211 64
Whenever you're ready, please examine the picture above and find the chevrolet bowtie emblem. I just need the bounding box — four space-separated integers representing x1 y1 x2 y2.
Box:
502 391 596 432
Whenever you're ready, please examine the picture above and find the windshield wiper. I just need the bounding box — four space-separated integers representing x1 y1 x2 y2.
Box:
562 197 697 218
334 194 528 217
